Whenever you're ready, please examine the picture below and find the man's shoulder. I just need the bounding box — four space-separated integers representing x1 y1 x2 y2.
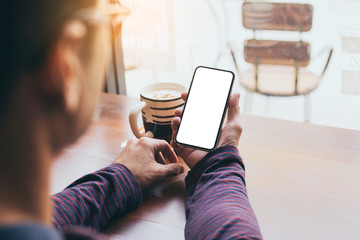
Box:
0 223 62 240
0 223 109 240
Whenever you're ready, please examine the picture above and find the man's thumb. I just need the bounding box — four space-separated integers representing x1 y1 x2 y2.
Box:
161 163 185 177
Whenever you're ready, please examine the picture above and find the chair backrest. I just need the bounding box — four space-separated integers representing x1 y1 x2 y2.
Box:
242 2 313 68
244 40 310 67
242 2 313 32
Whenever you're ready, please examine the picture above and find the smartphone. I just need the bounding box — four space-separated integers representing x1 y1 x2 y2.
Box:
175 66 234 151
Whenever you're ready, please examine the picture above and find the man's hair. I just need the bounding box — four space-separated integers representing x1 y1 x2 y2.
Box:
0 0 95 120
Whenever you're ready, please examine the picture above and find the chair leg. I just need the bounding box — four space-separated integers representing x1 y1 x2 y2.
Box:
244 91 253 114
214 53 222 67
265 96 270 114
304 94 311 123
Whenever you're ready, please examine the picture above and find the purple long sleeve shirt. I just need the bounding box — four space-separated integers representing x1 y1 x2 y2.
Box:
52 163 142 232
0 146 262 240
185 145 262 239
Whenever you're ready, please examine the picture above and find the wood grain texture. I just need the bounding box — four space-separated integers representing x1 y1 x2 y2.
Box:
244 40 310 67
52 93 360 240
242 2 313 32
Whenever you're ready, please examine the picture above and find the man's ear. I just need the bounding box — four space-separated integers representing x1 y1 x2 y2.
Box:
42 20 87 113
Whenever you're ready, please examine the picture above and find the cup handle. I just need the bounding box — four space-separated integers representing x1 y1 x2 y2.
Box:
129 101 154 139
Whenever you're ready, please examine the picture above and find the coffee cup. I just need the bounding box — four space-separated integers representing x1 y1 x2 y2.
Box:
129 83 186 143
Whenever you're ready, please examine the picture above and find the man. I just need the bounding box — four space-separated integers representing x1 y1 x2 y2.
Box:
0 0 262 239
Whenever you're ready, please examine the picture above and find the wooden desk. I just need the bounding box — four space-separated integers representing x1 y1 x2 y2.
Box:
51 93 360 240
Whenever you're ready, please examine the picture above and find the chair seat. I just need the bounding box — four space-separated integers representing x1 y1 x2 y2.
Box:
239 65 321 96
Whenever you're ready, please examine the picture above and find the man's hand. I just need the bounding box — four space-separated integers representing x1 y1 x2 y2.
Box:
171 93 242 169
115 138 185 190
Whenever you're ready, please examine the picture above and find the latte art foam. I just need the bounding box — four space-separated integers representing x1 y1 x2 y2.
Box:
144 89 181 100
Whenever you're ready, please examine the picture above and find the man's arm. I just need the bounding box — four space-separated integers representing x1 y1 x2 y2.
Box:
184 145 262 239
51 163 142 231
171 93 262 239
52 138 184 232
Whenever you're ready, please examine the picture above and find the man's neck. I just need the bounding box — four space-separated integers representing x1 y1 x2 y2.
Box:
0 89 53 226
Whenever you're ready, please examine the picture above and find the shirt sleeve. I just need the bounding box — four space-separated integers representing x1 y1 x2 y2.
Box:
51 163 142 232
184 145 262 240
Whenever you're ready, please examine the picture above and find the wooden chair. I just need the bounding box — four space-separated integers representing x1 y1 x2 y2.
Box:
229 2 333 122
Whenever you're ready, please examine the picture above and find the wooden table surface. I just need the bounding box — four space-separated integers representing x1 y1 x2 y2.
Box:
51 93 360 240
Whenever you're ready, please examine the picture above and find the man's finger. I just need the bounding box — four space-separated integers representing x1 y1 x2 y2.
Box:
158 163 184 178
171 117 181 132
181 92 188 102
175 108 182 117
152 139 178 163
170 117 181 149
227 93 240 122
155 152 166 164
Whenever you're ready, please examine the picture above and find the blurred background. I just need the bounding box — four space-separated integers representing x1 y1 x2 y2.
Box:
112 0 360 131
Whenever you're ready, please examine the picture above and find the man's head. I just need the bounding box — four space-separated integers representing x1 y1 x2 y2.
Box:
0 0 120 152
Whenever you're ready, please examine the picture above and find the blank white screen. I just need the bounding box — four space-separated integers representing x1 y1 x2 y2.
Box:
176 67 233 150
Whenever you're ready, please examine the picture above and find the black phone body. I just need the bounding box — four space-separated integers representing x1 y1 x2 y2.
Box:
175 66 234 151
